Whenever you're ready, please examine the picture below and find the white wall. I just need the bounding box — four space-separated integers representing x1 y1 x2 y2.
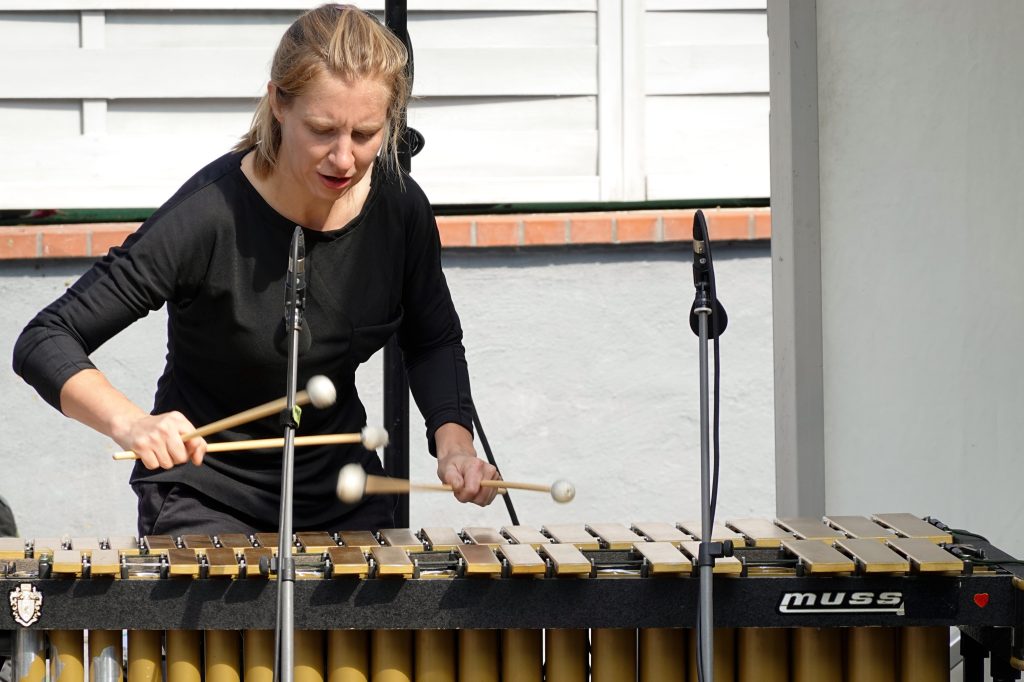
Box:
0 1 769 209
0 246 776 537
771 0 1024 554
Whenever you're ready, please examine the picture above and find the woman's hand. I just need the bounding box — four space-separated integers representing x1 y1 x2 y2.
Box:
434 422 499 506
113 411 207 470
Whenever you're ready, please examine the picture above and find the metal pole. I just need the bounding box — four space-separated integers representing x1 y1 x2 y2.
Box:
697 306 714 682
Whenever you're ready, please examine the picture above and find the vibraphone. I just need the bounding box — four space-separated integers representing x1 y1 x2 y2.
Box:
1 514 1023 682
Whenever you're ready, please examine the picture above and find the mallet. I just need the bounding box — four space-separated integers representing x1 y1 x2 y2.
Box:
336 463 575 504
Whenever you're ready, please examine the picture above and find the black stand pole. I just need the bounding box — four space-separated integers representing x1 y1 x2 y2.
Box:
273 226 305 682
383 0 412 529
689 210 729 682
694 290 715 682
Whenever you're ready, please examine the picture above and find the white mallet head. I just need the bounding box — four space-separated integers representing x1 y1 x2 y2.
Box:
360 426 389 450
306 375 336 409
550 479 575 504
337 463 367 504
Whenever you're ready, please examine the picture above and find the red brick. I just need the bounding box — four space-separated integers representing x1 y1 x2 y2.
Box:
0 228 40 259
663 210 697 241
41 226 90 258
752 209 772 239
522 217 567 246
475 217 520 247
705 210 751 241
436 218 473 248
570 215 613 244
616 214 659 243
90 224 137 255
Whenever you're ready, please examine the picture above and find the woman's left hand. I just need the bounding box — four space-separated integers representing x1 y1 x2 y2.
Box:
435 423 499 506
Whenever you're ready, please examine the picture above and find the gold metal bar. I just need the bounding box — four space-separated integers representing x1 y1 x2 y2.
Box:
244 631 274 682
631 522 691 546
49 630 85 682
456 544 502 576
419 527 462 551
462 527 506 547
633 541 690 575
727 518 793 548
295 532 337 553
676 521 744 543
167 630 201 682
52 550 83 576
205 547 240 577
88 630 122 682
378 529 424 552
538 543 591 576
338 531 380 551
167 548 200 577
871 514 953 543
205 631 241 682
327 546 369 578
215 533 253 549
824 515 896 541
847 627 898 682
587 523 642 550
295 630 325 682
775 518 845 542
886 538 963 573
900 626 949 682
142 535 175 551
0 537 26 559
835 538 909 574
370 546 414 578
545 630 588 682
180 535 215 549
243 548 273 578
541 524 600 550
500 526 550 549
370 630 412 682
89 549 120 576
792 628 843 682
495 544 546 576
782 539 856 574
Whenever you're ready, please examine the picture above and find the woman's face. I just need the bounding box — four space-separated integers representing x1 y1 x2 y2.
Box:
271 71 390 205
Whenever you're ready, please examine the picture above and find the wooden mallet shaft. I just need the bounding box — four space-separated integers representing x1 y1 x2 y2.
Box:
110 375 338 461
113 433 358 461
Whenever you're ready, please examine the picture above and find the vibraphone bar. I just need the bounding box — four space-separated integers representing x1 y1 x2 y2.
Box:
1 514 1022 682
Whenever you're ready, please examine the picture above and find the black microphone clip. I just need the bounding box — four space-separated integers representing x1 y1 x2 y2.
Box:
285 226 306 329
689 210 728 339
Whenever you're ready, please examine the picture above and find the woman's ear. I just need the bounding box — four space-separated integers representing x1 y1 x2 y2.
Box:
268 83 283 123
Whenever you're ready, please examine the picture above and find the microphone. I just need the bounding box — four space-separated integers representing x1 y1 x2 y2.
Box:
276 227 312 355
689 211 728 339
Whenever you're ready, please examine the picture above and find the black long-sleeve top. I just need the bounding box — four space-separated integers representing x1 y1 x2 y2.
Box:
13 150 474 529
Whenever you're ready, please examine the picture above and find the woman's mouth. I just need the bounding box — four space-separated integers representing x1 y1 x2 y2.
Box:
319 173 352 190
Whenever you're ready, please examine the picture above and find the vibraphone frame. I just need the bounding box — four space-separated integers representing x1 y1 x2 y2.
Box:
3 522 1024 681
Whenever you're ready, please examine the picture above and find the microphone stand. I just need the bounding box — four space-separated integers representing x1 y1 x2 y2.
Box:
690 210 728 682
274 226 306 682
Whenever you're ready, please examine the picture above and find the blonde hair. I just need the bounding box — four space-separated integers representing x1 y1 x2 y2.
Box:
235 4 410 179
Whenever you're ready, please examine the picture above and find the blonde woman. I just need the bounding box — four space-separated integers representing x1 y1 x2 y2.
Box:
14 5 497 536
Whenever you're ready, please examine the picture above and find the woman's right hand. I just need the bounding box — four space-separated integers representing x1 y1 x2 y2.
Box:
113 411 207 470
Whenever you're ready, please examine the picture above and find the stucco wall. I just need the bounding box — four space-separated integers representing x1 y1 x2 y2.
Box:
0 245 775 537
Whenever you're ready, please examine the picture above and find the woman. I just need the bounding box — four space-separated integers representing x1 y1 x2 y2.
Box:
12 4 498 536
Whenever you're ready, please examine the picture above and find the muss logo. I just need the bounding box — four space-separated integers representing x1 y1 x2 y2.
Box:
778 591 904 615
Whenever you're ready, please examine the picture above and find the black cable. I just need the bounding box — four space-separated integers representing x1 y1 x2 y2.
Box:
473 406 520 526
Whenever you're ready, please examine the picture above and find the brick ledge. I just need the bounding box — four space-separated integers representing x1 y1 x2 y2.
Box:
0 208 770 260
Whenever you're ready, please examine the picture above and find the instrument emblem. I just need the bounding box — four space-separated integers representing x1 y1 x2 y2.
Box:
8 583 43 627
973 593 990 608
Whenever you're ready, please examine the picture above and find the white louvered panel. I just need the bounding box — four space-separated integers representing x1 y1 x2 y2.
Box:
409 11 595 48
106 100 255 136
408 96 596 131
0 135 238 209
411 130 596 176
0 2 596 10
418 176 600 205
644 95 769 200
3 46 595 99
0 101 80 136
104 11 296 48
645 11 767 95
646 0 766 9
0 11 78 47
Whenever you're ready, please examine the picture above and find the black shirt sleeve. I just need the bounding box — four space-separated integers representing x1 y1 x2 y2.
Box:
396 179 475 453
